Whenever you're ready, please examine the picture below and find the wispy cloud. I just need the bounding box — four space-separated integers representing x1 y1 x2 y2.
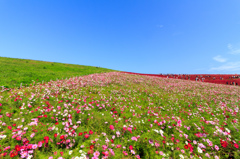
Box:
227 44 233 50
213 55 227 62
210 61 240 71
228 43 240 54
156 24 164 28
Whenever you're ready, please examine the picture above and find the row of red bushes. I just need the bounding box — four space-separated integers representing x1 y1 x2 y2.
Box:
121 72 240 86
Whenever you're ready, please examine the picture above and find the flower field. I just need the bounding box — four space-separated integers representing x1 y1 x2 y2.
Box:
0 72 240 159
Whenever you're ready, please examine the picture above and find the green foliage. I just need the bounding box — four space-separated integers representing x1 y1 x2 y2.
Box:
0 56 117 88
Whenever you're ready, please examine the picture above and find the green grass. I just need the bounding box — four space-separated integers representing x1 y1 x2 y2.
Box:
0 56 117 88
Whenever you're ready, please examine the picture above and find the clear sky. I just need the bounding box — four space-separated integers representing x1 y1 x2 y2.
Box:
1 0 240 74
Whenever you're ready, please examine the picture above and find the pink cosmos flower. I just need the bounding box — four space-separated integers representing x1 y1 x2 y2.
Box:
215 145 219 151
190 146 193 152
38 141 42 147
21 151 28 158
127 127 132 133
129 145 133 150
177 119 182 127
205 153 210 158
16 136 21 141
109 125 114 130
32 144 38 149
116 131 120 137
4 146 10 151
30 133 35 138
93 151 100 157
131 150 135 154
84 134 89 138
109 149 115 156
234 143 239 149
131 136 138 141
102 145 108 150
123 151 128 156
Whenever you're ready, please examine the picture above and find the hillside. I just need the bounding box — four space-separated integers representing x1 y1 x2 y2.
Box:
0 57 116 88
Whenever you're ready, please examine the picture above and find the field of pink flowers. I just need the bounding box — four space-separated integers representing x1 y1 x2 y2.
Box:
0 72 239 159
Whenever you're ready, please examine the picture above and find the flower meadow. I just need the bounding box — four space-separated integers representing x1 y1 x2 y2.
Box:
0 72 240 159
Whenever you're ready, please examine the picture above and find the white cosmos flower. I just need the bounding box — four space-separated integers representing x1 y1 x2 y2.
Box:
197 147 203 153
179 154 184 159
225 128 230 133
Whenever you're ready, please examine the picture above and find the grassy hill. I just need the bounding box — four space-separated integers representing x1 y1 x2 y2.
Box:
0 57 116 88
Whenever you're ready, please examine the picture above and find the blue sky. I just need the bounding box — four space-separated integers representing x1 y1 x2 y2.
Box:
1 0 240 74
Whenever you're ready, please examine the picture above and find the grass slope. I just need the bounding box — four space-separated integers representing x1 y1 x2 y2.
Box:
0 57 116 88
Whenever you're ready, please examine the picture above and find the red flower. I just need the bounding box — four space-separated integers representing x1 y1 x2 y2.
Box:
89 130 93 135
60 152 63 156
44 136 49 141
8 126 12 130
55 122 59 125
54 133 58 138
44 115 47 118
9 152 17 157
78 132 83 136
188 143 192 148
90 145 94 149
221 140 228 148
111 139 114 143
184 145 189 149
60 135 65 140
15 145 20 152
12 124 16 127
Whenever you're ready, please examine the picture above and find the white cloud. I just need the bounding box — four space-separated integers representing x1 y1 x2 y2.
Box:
156 24 164 28
213 55 227 62
228 43 240 54
227 43 233 50
210 61 240 71
231 49 240 54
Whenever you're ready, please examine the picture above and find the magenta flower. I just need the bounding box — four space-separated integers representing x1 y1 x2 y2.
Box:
38 141 42 148
109 125 114 130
